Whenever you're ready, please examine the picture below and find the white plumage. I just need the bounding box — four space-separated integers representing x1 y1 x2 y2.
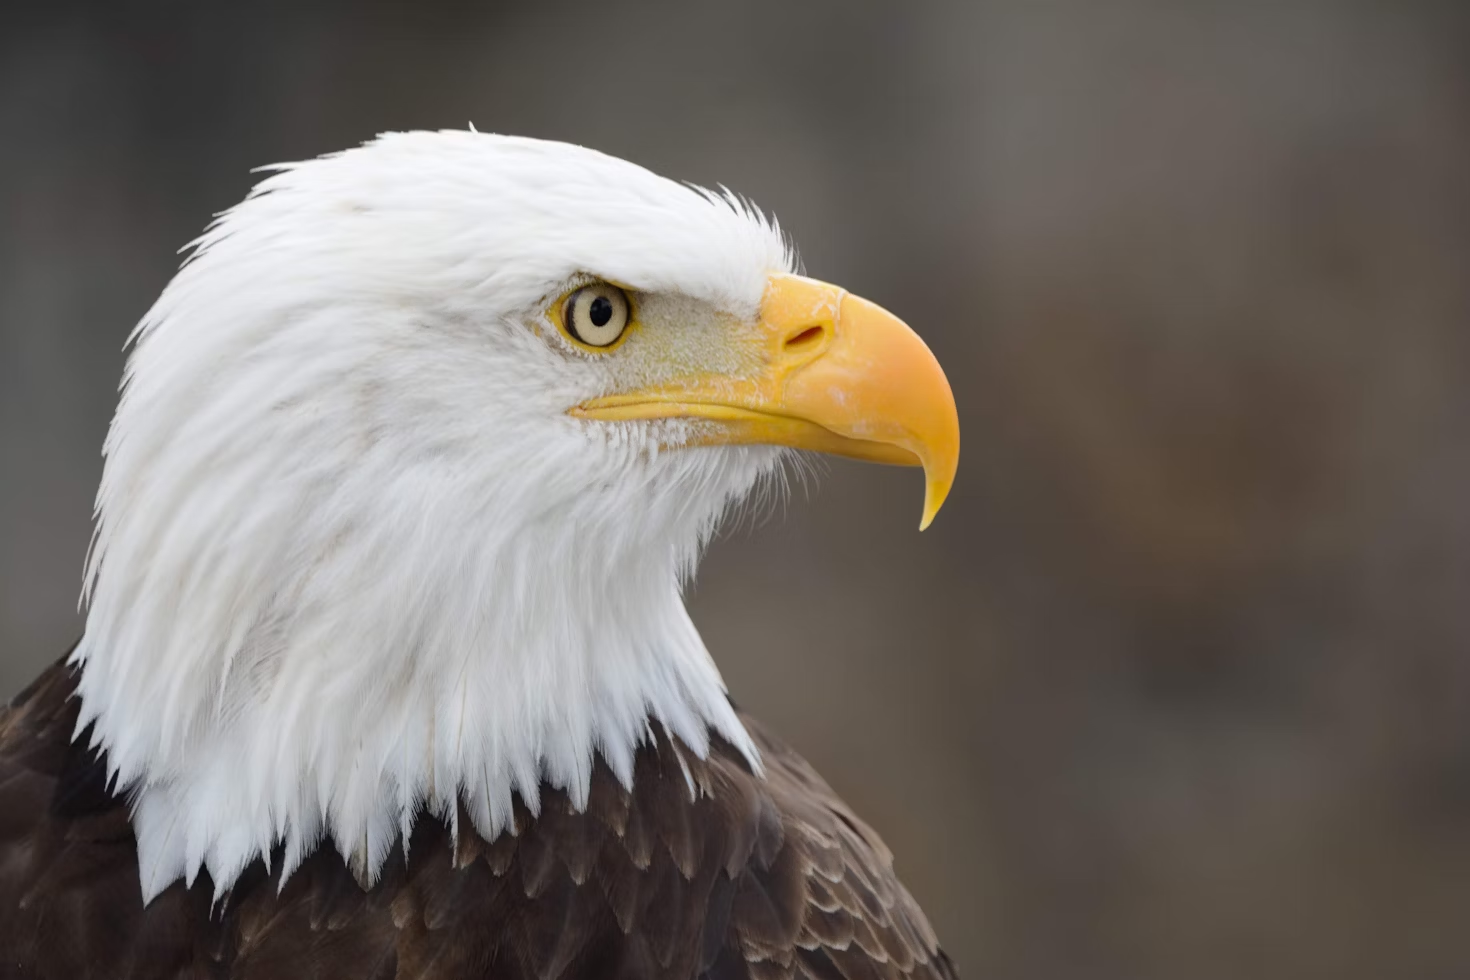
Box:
74 132 795 900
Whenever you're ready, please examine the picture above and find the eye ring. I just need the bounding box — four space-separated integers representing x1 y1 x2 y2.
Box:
561 283 631 349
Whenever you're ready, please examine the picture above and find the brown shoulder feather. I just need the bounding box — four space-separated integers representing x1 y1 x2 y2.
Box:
0 655 958 980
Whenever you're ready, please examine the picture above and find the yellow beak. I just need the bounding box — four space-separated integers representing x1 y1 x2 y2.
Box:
570 274 960 529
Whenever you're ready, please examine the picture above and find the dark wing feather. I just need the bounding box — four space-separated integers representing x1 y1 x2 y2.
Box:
0 655 958 979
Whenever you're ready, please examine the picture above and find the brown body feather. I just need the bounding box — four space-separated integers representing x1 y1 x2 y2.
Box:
0 657 957 980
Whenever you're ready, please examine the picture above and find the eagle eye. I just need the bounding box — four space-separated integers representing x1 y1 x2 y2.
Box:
560 283 631 349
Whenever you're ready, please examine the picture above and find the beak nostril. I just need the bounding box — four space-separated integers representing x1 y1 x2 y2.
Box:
784 325 826 353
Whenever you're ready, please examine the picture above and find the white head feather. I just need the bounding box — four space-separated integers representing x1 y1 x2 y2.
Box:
72 131 796 900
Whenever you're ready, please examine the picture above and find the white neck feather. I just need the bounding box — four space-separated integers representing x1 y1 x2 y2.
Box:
76 468 762 900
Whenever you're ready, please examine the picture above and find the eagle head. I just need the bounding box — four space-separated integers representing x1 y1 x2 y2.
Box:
71 131 959 900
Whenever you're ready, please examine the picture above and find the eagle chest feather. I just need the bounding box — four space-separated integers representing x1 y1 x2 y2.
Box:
0 660 956 980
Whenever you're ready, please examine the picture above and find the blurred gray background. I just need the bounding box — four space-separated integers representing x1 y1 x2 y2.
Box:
5 1 1470 977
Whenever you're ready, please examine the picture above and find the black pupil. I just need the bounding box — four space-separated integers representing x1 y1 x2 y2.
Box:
588 295 614 328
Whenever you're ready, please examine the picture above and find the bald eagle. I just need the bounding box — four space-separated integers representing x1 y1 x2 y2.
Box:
0 131 960 980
